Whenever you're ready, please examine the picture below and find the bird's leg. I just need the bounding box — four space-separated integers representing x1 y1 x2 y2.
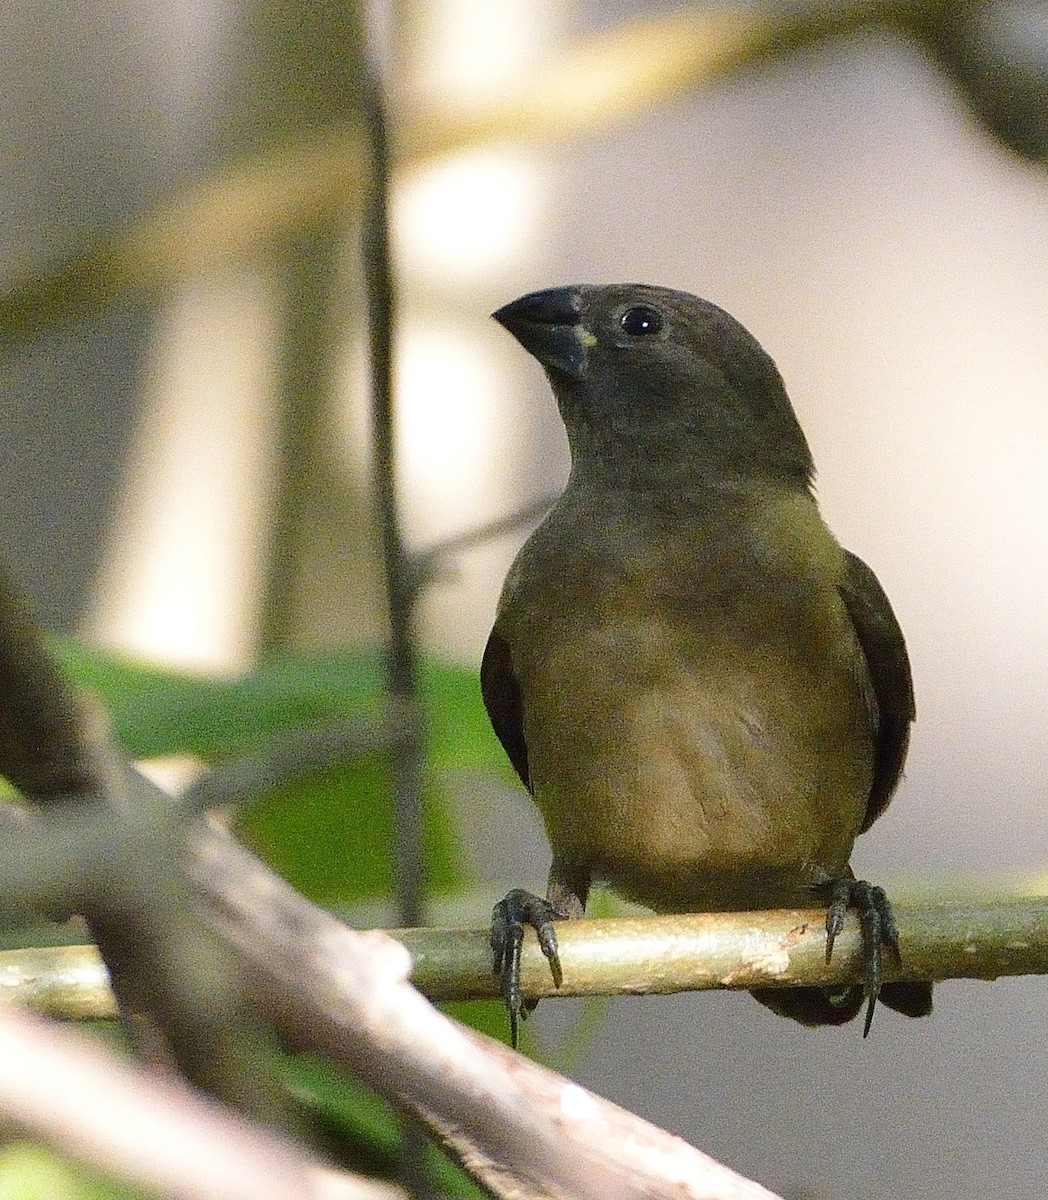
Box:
490 889 559 1047
823 877 903 1037
490 857 589 1047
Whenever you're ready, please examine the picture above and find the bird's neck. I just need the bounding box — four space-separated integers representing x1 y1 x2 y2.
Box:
565 437 811 508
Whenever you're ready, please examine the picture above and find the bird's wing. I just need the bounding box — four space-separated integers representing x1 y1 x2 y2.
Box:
838 550 916 832
481 627 532 793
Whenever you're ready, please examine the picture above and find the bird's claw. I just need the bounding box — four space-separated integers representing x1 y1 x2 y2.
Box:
491 888 563 1047
824 878 902 1037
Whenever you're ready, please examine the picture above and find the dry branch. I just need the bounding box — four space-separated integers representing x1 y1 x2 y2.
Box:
191 827 782 1200
8 821 1048 1198
0 810 791 1200
3 798 1046 1199
0 1002 402 1200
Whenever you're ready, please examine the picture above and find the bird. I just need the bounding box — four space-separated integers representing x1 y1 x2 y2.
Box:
481 283 932 1045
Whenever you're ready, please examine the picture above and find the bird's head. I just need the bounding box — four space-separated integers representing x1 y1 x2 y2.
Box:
493 283 814 491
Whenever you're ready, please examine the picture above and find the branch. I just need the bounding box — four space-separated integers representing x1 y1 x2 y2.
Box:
177 711 405 814
256 218 347 659
7 893 1046 1019
360 12 435 1188
398 898 1048 999
399 1 921 159
361 14 426 935
0 570 99 801
0 1002 403 1200
0 825 786 1198
407 495 557 598
5 785 1043 1199
191 828 781 1200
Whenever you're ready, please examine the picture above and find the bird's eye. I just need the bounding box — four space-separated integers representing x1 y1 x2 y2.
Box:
620 306 664 336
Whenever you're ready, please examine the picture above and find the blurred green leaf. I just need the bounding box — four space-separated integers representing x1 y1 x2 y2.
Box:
51 640 508 907
234 755 464 905
53 640 505 772
0 1143 145 1200
439 998 515 1046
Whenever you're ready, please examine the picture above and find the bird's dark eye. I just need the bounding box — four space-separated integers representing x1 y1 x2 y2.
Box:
620 306 664 336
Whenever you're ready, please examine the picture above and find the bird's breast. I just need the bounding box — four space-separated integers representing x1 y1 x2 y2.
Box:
498 491 876 911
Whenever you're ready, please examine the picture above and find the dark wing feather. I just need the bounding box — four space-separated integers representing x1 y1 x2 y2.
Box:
480 627 531 793
838 550 916 832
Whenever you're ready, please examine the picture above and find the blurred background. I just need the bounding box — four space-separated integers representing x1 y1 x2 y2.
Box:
1 1 1047 1197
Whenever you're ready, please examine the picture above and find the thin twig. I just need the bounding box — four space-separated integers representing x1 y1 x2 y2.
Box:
361 1 425 942
177 711 403 815
360 6 434 1191
407 496 557 598
395 898 1048 999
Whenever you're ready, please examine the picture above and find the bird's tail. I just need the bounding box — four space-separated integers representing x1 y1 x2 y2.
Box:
750 982 933 1027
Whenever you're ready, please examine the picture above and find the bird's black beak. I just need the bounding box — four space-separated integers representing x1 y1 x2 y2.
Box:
492 287 588 379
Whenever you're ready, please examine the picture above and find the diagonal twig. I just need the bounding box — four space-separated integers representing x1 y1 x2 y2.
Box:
406 496 557 599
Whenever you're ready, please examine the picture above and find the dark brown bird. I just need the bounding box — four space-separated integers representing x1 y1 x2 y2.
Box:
482 283 932 1043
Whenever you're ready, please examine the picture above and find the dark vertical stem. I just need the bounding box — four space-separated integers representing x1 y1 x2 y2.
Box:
361 35 425 936
360 9 431 1195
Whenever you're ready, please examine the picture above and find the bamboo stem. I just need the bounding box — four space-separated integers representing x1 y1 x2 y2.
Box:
6 896 1045 1020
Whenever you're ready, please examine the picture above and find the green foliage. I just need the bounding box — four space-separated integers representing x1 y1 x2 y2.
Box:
53 640 510 906
438 998 510 1043
0 1143 146 1200
235 754 463 905
54 640 503 772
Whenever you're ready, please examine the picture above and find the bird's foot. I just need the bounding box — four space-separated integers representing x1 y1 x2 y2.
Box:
491 888 563 1048
823 878 902 1037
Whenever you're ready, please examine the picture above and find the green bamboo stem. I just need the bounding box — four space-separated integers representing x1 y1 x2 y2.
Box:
6 898 1046 1021
400 900 1048 1000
